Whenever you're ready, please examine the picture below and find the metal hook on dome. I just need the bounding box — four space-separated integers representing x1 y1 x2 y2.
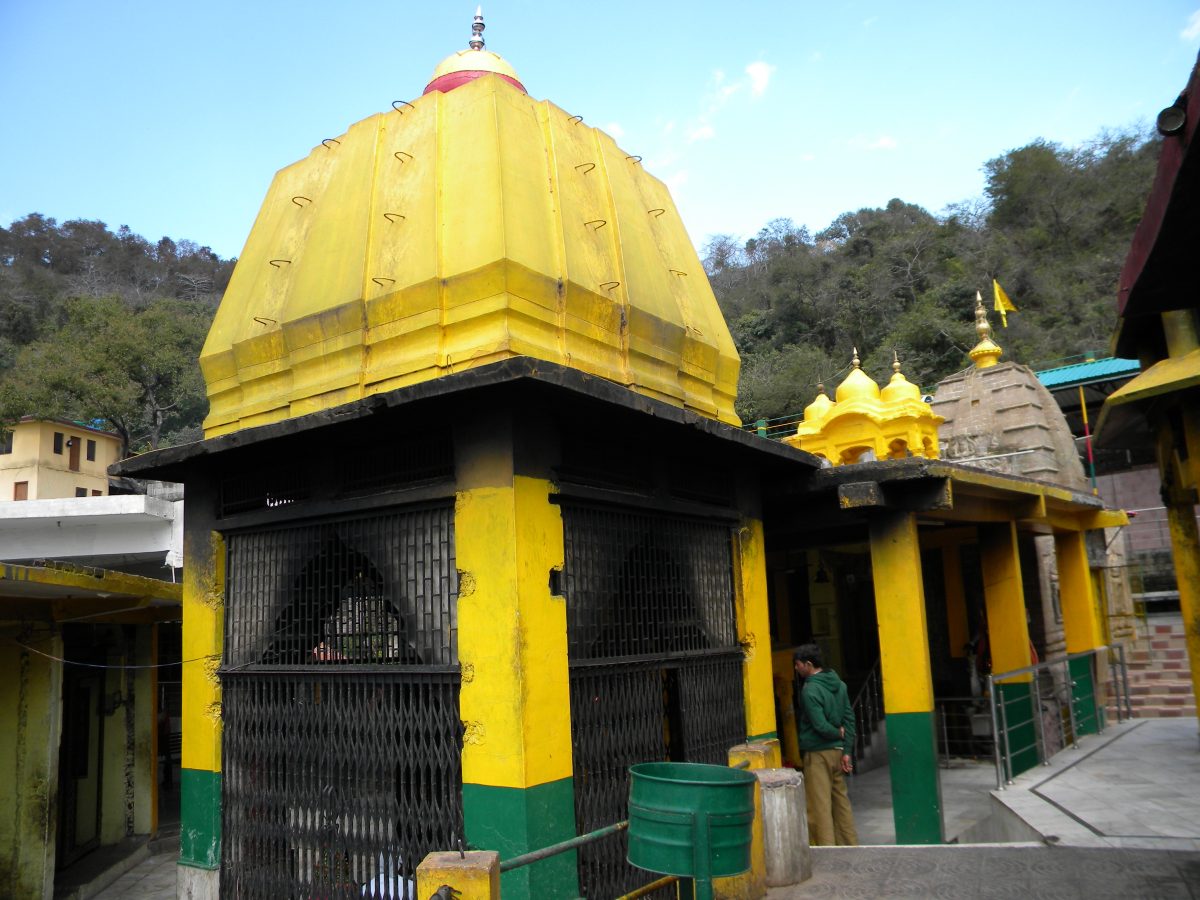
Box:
383 213 406 224
575 162 596 174
253 316 277 326
568 114 583 125
291 196 312 207
269 259 291 268
625 155 642 163
669 269 687 277
647 208 665 218
584 219 607 230
321 138 340 149
600 281 620 291
372 277 396 288
392 100 415 114
394 151 414 163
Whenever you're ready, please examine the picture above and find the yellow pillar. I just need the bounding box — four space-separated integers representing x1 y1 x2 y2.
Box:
180 530 225 872
1056 531 1103 654
714 742 777 900
868 510 943 844
735 520 778 743
1164 492 1200 711
979 522 1032 676
979 521 1038 773
455 415 577 899
942 546 969 658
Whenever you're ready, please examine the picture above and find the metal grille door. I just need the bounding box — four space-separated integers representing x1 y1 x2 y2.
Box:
561 502 746 899
221 505 462 900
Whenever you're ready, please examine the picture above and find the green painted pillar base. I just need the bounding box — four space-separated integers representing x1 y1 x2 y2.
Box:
1068 656 1100 737
463 778 579 899
885 712 944 844
996 682 1039 777
180 768 222 869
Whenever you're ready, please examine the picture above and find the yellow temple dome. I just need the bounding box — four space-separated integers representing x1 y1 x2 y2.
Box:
803 384 833 423
834 349 880 403
880 352 922 404
785 346 943 465
198 11 740 437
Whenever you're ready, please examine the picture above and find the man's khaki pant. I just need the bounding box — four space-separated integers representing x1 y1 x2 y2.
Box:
802 748 858 846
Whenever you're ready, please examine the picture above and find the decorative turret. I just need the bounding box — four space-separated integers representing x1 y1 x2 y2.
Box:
424 8 527 95
969 291 1003 369
785 348 943 465
199 13 740 436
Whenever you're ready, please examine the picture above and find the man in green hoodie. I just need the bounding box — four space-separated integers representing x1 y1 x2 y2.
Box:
794 643 858 846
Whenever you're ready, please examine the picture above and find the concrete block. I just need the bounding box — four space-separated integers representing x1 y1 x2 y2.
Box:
758 768 811 888
177 864 219 900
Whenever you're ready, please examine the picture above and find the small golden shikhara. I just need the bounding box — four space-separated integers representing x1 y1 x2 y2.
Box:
785 348 943 466
200 11 740 437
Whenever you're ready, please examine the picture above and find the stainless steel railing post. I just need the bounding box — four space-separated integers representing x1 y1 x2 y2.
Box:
1064 658 1080 750
988 674 1004 791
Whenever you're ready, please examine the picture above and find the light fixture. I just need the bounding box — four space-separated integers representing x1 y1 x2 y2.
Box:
1157 94 1187 136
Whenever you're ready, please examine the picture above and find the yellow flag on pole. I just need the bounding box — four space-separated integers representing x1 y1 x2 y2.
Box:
993 279 1016 327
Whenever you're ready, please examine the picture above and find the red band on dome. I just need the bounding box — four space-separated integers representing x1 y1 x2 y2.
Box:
423 70 527 95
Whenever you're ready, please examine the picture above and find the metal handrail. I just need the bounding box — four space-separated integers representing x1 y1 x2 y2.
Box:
987 644 1128 790
849 658 884 766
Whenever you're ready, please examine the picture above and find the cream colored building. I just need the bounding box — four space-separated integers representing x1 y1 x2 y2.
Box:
0 417 121 500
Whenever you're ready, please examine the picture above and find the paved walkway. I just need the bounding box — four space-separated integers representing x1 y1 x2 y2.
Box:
92 850 176 900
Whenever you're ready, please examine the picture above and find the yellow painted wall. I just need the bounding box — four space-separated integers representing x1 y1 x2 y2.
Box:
0 420 120 500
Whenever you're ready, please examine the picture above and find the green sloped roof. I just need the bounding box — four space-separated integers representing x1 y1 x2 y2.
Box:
1035 357 1141 389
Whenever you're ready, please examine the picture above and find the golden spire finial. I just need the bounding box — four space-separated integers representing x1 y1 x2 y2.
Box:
469 6 485 50
969 290 1003 369
851 347 861 368
892 349 902 375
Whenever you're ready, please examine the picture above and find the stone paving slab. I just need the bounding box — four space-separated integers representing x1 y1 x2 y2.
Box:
770 846 1200 899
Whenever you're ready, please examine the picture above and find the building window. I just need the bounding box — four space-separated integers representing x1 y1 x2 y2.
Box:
91 489 102 496
14 482 28 501
75 487 87 497
0 432 11 454
86 439 96 461
53 432 64 454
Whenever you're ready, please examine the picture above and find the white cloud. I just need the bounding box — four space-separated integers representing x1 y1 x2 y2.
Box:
1183 9 1200 41
745 61 775 97
605 121 625 139
850 135 898 151
688 124 716 143
799 153 816 162
863 16 879 27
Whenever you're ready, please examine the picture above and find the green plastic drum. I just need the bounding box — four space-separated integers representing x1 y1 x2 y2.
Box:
627 762 756 882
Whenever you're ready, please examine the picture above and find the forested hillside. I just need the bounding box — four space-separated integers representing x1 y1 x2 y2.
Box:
706 129 1159 422
0 128 1158 453
0 215 233 454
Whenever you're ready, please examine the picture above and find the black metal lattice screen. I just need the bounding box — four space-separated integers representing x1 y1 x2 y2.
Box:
560 502 746 900
221 505 462 900
224 506 457 669
561 504 739 661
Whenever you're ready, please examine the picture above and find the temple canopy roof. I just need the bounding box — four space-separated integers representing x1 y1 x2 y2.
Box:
199 11 739 437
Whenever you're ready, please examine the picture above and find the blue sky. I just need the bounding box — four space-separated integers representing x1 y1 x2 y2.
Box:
2 1 1198 260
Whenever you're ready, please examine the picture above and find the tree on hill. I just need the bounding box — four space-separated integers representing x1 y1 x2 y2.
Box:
707 127 1159 423
0 216 230 454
